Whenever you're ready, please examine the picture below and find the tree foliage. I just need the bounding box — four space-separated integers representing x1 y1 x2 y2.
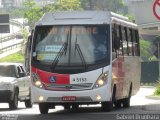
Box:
140 39 157 61
10 8 24 18
23 0 43 29
44 0 82 12
21 0 128 30
80 0 126 13
58 0 82 11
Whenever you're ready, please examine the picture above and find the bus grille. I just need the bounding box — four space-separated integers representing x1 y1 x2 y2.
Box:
47 96 92 102
45 83 93 91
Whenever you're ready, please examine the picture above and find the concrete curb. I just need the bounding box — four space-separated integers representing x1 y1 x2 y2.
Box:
140 86 155 89
143 103 160 111
146 95 160 100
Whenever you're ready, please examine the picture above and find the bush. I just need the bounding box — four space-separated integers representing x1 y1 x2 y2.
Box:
153 81 160 96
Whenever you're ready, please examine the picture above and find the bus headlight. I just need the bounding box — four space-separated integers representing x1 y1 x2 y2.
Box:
93 71 108 89
32 73 44 89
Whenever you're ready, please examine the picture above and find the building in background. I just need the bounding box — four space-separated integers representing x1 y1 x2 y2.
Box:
14 0 25 7
127 0 160 35
35 0 55 6
127 0 160 56
127 0 160 83
1 0 14 8
1 0 25 8
0 0 54 8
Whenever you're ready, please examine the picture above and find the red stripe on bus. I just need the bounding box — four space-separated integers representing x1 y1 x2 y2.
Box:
31 67 70 84
112 57 125 98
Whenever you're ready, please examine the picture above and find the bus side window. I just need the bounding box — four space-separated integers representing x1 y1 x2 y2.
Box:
118 25 123 56
135 30 140 56
122 27 128 56
112 24 117 58
112 24 116 52
112 24 122 59
131 29 136 56
131 29 139 56
127 28 132 56
116 25 123 56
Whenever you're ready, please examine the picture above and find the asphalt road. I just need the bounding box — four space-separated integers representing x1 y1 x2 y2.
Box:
0 87 160 120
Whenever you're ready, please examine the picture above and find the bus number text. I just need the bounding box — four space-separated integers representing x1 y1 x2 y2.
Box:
72 78 87 83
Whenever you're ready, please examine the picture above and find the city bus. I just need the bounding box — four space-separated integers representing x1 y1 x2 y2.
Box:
26 11 141 114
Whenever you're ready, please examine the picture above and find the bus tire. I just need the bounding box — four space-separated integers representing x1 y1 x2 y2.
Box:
101 84 116 111
39 103 49 114
115 100 122 108
101 101 113 112
64 105 71 110
72 104 79 110
123 85 132 108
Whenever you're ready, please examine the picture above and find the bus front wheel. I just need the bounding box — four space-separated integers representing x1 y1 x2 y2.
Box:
101 101 113 112
64 105 71 110
39 103 49 114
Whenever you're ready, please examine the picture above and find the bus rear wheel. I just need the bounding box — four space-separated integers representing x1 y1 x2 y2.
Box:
123 85 132 108
39 103 49 114
123 98 130 108
115 100 122 108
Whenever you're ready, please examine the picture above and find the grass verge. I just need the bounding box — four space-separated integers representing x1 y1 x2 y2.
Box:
0 52 24 63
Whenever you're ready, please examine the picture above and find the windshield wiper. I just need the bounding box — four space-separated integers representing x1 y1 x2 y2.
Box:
51 33 69 71
75 36 87 71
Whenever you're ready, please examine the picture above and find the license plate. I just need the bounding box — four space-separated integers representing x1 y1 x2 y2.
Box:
62 96 76 101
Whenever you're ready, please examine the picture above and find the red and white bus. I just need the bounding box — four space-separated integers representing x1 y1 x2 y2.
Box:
26 11 141 114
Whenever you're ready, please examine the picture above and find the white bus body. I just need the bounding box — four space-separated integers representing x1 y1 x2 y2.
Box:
28 11 141 114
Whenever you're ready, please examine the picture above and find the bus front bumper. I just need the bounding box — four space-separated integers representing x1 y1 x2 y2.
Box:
31 85 112 104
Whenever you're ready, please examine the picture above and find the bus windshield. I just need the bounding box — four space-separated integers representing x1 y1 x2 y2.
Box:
32 25 110 72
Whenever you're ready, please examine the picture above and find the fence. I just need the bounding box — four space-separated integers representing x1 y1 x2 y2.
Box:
0 42 23 53
0 19 24 56
141 61 159 85
10 19 23 28
0 19 23 43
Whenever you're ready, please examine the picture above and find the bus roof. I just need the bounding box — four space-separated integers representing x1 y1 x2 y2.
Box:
36 11 137 28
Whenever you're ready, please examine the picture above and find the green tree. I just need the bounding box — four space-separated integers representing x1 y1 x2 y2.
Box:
126 14 135 22
59 0 82 11
80 0 94 10
80 0 126 13
23 0 43 29
10 8 24 18
140 39 157 61
44 0 82 12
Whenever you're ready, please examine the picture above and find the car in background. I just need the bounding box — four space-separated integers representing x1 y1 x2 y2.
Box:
0 63 32 110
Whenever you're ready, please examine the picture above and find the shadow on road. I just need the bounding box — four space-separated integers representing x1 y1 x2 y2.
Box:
0 108 29 112
1 104 160 120
18 108 120 120
16 106 141 120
